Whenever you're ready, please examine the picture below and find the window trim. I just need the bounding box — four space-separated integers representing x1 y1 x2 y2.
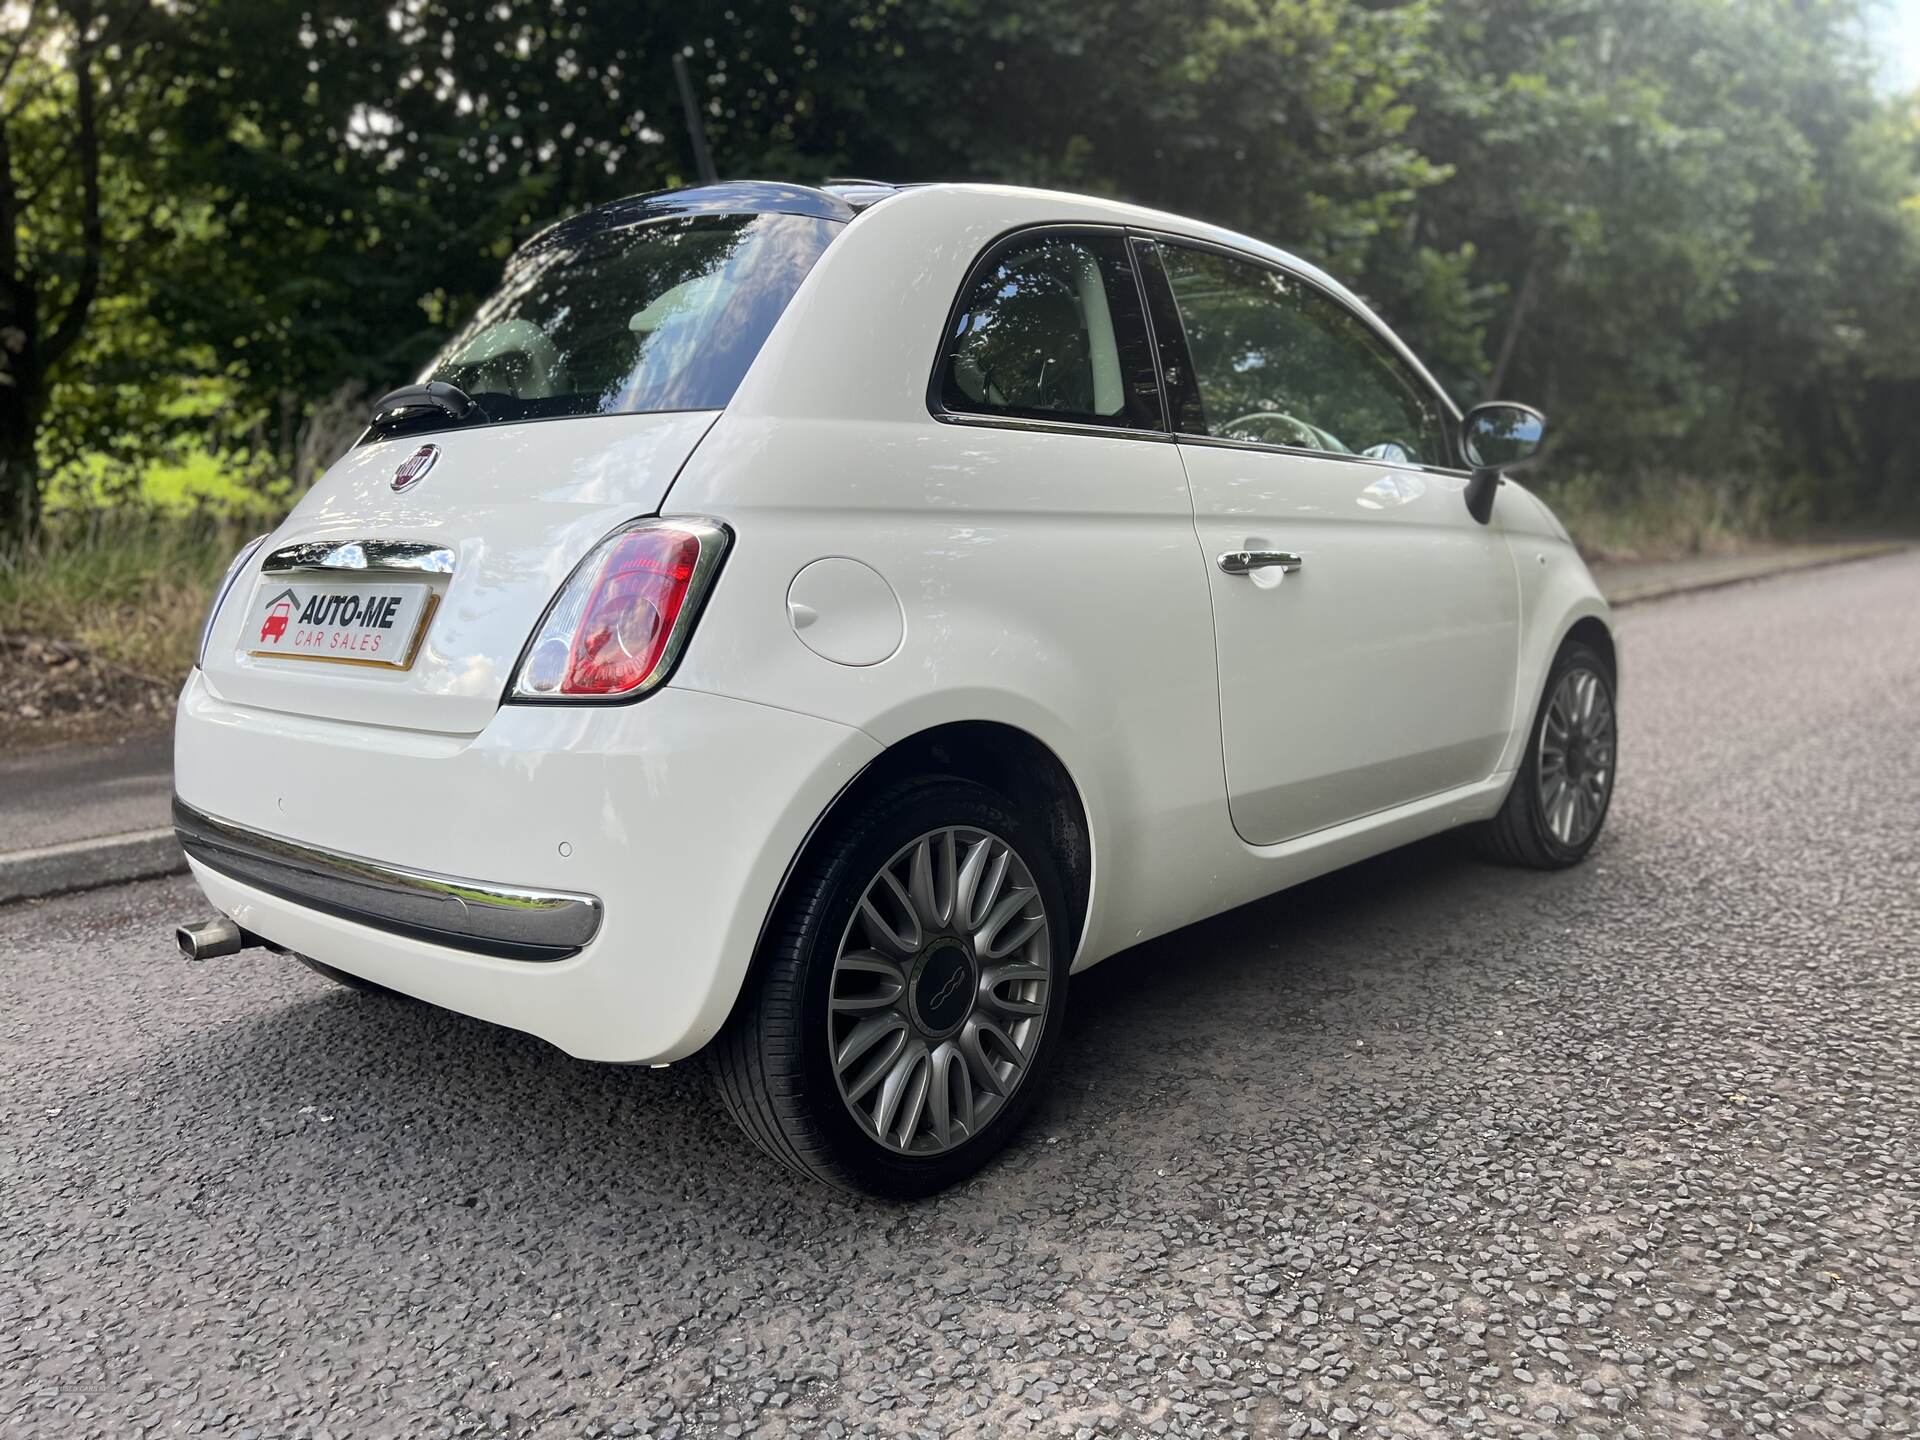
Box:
925 223 1175 444
1130 234 1203 442
1134 229 1471 477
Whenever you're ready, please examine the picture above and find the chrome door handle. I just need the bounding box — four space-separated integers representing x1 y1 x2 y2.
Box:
1217 549 1304 576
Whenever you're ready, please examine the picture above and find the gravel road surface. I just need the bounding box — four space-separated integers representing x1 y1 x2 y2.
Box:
4 553 1916 1440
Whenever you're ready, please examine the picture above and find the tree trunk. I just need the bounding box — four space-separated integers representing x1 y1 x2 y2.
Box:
0 17 102 544
0 397 40 541
0 99 36 544
1488 249 1544 401
0 274 39 543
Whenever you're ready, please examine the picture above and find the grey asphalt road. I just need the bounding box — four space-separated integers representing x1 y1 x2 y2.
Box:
3 553 1917 1440
0 731 172 849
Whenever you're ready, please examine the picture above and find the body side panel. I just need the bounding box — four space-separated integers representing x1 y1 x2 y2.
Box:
1492 480 1617 775
664 414 1230 972
665 188 1526 974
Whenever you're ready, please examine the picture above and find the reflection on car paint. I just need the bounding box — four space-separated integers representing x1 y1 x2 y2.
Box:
1356 471 1427 509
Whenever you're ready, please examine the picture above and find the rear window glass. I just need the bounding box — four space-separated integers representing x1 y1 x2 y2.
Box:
421 211 839 425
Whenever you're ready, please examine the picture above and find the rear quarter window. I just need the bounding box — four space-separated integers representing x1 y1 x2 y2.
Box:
936 230 1162 432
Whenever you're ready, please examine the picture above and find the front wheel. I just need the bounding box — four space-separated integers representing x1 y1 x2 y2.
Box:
1477 640 1618 869
710 776 1071 1198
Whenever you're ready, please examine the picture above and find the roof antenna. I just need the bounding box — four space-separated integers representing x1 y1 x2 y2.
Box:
672 52 719 184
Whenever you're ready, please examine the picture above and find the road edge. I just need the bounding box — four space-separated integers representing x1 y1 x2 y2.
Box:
0 827 185 907
1600 541 1907 607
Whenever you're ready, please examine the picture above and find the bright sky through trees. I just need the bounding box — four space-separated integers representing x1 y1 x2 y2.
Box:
1873 0 1920 89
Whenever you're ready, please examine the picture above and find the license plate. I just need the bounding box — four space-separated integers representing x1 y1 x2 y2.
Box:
244 578 437 670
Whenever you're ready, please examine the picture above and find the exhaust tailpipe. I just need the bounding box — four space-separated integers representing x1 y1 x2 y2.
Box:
176 916 260 961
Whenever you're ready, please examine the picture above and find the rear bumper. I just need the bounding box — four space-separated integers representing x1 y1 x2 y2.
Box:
174 671 880 1062
173 797 604 961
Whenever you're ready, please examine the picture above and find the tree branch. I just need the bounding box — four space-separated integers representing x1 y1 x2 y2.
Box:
1487 247 1543 400
0 65 58 125
39 19 99 371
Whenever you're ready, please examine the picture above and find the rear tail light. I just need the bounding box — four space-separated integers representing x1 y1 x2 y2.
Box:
510 518 729 701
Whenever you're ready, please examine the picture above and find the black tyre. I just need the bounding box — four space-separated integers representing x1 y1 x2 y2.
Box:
710 776 1071 1199
295 955 399 995
1477 639 1617 869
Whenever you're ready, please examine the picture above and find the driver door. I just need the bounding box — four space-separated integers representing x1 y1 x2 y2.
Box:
1138 237 1520 846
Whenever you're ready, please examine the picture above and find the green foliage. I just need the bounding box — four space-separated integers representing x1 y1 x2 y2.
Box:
14 0 1920 530
1372 0 1920 517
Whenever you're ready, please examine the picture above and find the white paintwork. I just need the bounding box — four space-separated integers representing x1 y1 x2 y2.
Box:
197 408 717 734
1180 445 1519 844
175 182 1612 1063
177 671 877 1061
785 557 905 666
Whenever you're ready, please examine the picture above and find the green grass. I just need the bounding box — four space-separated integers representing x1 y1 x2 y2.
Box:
0 513 259 681
8 447 283 683
1532 472 1787 564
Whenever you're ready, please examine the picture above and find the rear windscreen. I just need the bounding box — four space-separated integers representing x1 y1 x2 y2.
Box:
420 210 840 425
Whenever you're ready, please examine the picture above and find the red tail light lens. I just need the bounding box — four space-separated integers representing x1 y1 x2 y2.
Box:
564 529 699 694
512 519 729 701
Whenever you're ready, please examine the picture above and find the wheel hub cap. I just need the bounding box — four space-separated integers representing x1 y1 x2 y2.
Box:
909 940 977 1038
1538 666 1616 848
828 826 1052 1156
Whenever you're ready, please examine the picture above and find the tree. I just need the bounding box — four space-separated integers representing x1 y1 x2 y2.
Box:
19 0 1920 531
0 1 108 539
135 0 1449 459
1371 0 1920 518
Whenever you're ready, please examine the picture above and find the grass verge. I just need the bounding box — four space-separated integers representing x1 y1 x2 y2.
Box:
0 512 254 685
1532 472 1788 563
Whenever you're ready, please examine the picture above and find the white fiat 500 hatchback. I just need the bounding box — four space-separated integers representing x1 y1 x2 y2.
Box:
176 180 1616 1197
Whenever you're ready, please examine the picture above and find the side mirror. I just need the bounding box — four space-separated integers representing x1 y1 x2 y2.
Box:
1460 401 1547 524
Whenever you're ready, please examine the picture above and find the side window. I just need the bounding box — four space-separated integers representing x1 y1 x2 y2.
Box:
1154 242 1449 465
939 230 1162 431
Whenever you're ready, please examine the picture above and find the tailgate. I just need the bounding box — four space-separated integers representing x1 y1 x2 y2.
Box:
199 410 718 734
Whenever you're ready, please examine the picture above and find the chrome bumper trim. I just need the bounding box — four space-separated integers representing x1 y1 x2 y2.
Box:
172 797 602 962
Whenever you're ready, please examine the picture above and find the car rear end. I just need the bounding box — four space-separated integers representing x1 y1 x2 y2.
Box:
173 185 881 1062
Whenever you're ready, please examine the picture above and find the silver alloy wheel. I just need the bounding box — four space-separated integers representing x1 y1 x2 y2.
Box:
1538 666 1616 848
828 826 1051 1156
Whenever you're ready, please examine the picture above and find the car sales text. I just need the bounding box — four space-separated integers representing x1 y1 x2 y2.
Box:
294 592 405 653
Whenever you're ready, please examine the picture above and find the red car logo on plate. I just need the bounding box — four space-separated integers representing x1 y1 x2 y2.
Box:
392 443 440 492
259 596 294 644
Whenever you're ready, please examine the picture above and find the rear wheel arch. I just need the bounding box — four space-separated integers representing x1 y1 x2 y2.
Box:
739 721 1094 1006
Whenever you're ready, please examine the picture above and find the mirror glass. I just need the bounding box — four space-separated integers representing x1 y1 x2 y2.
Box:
1462 403 1546 470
